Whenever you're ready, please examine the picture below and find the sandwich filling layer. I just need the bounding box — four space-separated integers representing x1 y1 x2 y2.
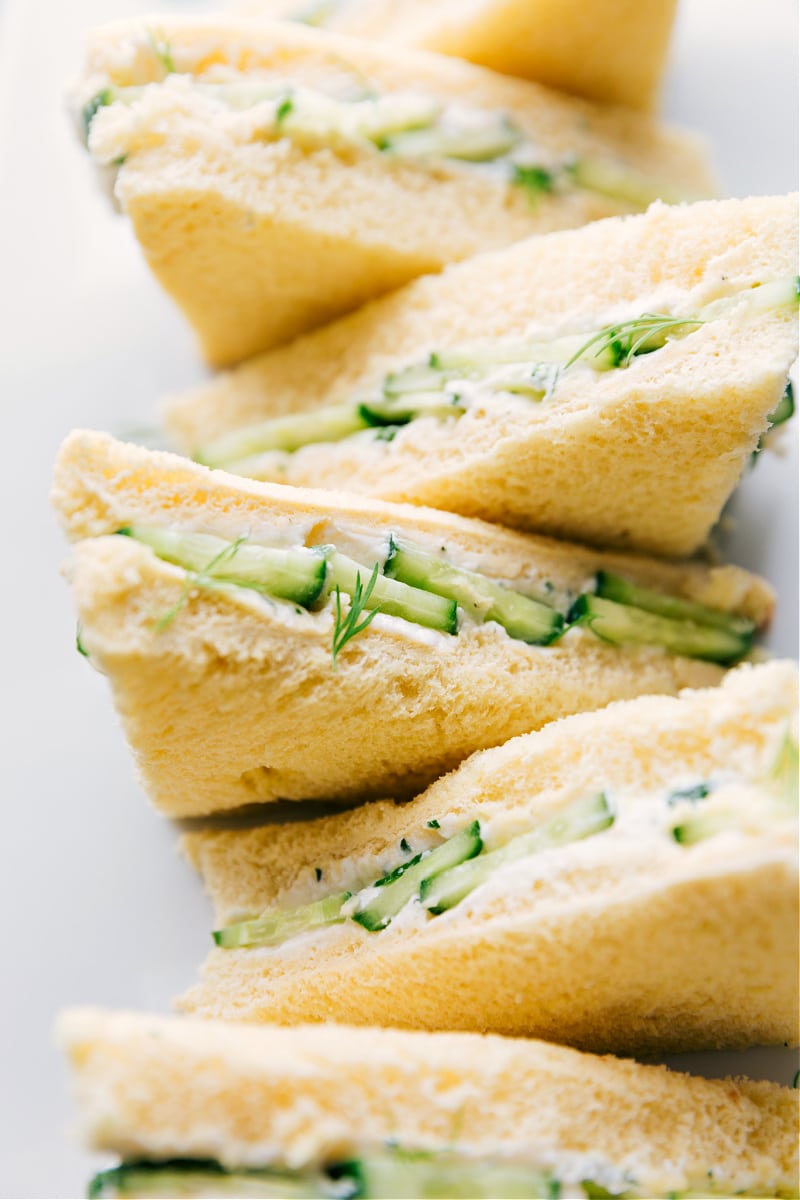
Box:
82 63 697 208
191 277 798 471
112 524 758 666
211 732 797 949
87 1153 789 1199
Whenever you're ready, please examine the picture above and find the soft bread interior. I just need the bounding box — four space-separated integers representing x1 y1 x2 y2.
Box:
76 16 714 364
179 662 799 1052
237 0 678 111
58 1008 799 1196
164 193 799 556
52 432 774 815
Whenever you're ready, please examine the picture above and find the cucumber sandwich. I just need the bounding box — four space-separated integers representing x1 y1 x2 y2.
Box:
53 432 773 817
72 15 713 365
181 661 798 1052
59 1009 799 1199
166 193 799 557
240 0 679 112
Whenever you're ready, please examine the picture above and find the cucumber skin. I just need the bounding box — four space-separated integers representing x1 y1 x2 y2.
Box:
568 594 751 665
386 541 563 646
594 571 755 638
352 822 482 932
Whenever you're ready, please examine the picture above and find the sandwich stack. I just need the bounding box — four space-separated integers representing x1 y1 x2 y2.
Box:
53 5 799 1198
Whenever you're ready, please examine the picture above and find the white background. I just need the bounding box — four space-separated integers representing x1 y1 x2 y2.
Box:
0 2 797 1196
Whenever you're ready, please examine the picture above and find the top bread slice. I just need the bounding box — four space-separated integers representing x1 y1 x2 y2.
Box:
58 1009 799 1198
241 0 678 111
74 16 713 365
165 193 799 557
52 431 774 817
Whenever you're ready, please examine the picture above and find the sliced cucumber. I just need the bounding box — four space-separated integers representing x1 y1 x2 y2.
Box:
196 406 371 466
88 1160 329 1199
120 526 328 608
568 595 751 665
569 155 696 207
352 822 482 931
350 1153 557 1199
326 551 458 633
767 379 795 429
666 782 713 806
421 793 613 914
766 730 799 807
380 118 520 162
594 572 756 638
358 392 465 426
385 539 563 645
213 893 351 949
671 809 740 846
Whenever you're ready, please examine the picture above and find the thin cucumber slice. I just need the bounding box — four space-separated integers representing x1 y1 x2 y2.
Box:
196 406 371 465
88 1160 330 1198
569 154 697 206
421 793 613 914
594 571 756 638
385 540 563 645
381 119 520 162
326 551 458 633
213 893 351 949
358 392 465 426
383 362 455 396
671 810 740 846
352 821 482 931
120 526 328 608
767 379 795 429
568 594 751 665
350 1153 557 1199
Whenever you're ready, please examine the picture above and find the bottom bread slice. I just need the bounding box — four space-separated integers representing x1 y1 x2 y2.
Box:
180 661 799 1054
58 1009 799 1199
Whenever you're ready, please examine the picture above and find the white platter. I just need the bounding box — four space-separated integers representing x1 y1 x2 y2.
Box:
0 1 797 1194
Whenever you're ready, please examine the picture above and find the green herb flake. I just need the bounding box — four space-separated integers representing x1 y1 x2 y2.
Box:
276 95 294 124
426 818 440 829
400 837 411 853
315 867 323 882
511 163 555 204
667 782 712 806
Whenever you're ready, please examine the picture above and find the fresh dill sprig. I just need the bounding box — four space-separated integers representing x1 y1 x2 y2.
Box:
564 312 704 370
153 535 248 633
331 562 381 670
146 28 176 76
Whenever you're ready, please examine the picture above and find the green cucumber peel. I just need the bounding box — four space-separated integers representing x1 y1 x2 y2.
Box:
568 594 752 665
88 1160 335 1199
121 526 328 611
593 571 755 638
326 550 458 633
421 793 613 914
385 539 563 645
213 892 351 949
351 821 482 931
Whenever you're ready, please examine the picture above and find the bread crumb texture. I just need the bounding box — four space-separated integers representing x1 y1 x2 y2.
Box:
57 1009 799 1196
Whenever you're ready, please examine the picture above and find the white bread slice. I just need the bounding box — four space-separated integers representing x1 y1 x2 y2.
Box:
52 431 774 817
58 1008 799 1197
165 194 799 557
180 661 799 1053
74 16 713 366
240 0 678 111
